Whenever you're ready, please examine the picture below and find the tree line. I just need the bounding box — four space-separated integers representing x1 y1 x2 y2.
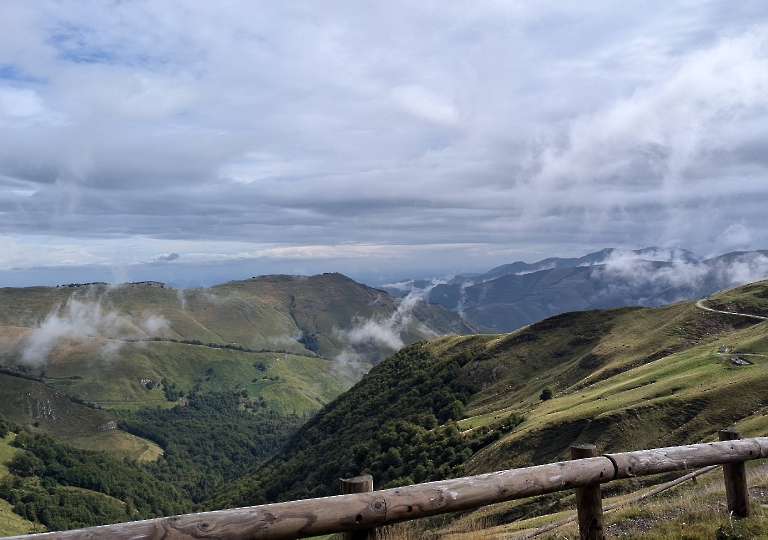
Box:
209 342 524 509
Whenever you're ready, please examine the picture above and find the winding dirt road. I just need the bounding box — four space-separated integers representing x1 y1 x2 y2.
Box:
695 298 768 320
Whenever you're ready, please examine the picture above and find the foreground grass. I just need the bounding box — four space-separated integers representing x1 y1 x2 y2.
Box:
457 308 768 473
370 464 768 540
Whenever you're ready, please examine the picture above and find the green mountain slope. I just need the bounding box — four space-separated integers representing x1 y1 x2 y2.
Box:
704 280 768 318
0 272 480 459
0 421 191 533
0 374 162 461
0 271 485 524
210 281 768 515
13 340 365 415
0 273 480 360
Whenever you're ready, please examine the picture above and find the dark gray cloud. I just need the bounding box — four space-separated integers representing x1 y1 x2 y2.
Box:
1 1 768 285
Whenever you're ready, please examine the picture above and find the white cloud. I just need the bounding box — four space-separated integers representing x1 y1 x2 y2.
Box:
717 223 753 250
391 85 458 125
339 279 444 350
592 251 768 305
21 297 126 365
0 88 44 118
138 313 171 335
19 294 173 365
1 2 768 283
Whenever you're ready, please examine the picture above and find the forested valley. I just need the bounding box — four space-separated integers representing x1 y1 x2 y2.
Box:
0 389 303 531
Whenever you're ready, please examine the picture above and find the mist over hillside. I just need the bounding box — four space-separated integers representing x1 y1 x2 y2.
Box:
380 248 768 331
0 272 481 369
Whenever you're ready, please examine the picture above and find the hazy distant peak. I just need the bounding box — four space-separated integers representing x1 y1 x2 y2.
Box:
484 247 700 280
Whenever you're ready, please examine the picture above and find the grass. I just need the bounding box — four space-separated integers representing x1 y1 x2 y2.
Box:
0 273 476 362
706 279 768 318
403 282 768 531
0 329 368 459
0 336 363 456
0 374 163 461
0 433 18 477
0 273 479 468
426 300 768 474
382 464 768 540
34 340 368 417
4 277 768 536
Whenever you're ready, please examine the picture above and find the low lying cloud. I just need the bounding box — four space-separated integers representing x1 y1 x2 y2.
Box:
267 332 304 349
380 280 418 293
138 313 171 335
515 263 556 275
591 251 768 306
176 288 187 310
331 348 372 381
455 280 472 318
339 279 445 351
343 317 405 350
334 349 363 364
18 295 172 366
21 297 125 365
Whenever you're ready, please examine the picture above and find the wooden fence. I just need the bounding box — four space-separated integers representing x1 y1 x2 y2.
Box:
4 428 766 540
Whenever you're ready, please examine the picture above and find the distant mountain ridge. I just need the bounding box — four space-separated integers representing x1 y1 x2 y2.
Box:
480 247 700 278
379 248 768 332
0 272 481 364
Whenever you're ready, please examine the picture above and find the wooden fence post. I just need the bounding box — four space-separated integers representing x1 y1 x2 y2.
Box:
571 444 606 540
340 474 376 540
719 428 750 518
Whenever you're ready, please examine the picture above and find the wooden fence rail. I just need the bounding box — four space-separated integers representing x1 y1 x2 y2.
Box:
5 430 767 540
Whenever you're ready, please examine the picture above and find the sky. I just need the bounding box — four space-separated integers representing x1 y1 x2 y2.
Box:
1 1 768 288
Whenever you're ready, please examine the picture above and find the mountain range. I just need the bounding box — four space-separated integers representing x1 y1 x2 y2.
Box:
1 260 768 536
212 279 768 536
380 248 768 331
0 273 480 457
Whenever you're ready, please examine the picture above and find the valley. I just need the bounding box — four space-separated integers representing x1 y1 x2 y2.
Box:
0 272 477 447
0 271 482 535
1 273 768 538
5 3 768 538
211 280 768 537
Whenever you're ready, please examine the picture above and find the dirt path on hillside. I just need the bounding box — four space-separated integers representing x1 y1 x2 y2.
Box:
695 299 768 320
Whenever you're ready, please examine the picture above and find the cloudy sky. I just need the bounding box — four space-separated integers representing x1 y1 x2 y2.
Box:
1 1 768 287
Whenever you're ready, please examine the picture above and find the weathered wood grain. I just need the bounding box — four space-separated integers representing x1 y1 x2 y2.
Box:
571 444 605 540
720 428 750 518
340 475 376 540
605 437 768 479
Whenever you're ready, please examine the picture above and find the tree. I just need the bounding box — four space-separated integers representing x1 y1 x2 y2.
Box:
539 387 554 401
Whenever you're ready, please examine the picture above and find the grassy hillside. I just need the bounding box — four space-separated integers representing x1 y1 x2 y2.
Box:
0 273 481 533
0 273 480 361
0 272 475 428
705 279 768 318
0 374 162 461
19 339 367 415
0 273 449 459
211 280 768 522
0 425 191 533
